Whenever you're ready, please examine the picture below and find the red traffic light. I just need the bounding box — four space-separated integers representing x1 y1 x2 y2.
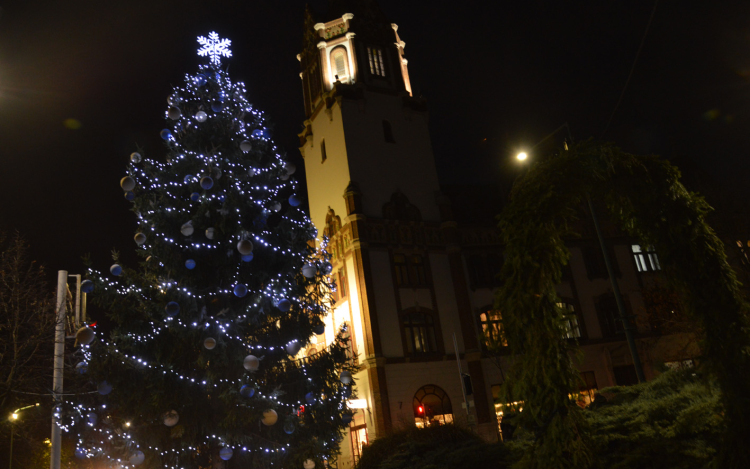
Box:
418 406 424 414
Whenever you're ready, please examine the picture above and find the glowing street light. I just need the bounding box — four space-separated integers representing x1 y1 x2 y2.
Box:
516 152 528 162
9 403 40 469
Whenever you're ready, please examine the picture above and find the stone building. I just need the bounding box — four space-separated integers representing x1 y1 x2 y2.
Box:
295 2 698 467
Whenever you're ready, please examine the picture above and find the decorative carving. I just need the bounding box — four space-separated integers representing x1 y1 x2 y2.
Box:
382 191 421 221
323 207 342 238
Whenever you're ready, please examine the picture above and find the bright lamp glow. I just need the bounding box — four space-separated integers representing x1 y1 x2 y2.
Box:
10 413 18 420
516 152 528 161
347 399 367 409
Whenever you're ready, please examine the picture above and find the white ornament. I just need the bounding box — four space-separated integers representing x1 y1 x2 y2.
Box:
340 370 353 384
303 460 316 469
270 201 282 212
129 451 145 466
197 32 232 66
240 140 252 152
130 152 142 163
195 111 207 122
301 263 317 278
244 354 260 371
284 162 297 175
163 410 179 427
205 227 215 239
168 107 181 120
181 221 194 236
204 337 216 350
248 167 256 177
237 240 253 255
134 233 146 245
285 341 301 356
120 176 136 191
262 409 278 426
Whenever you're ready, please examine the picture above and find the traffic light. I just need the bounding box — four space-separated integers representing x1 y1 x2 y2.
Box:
417 405 424 415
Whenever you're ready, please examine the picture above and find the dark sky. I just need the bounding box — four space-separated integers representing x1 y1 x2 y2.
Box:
1 0 749 280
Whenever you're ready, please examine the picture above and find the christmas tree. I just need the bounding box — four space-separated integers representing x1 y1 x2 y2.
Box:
64 32 356 469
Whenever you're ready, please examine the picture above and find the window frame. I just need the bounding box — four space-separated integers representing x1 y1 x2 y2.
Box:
556 300 582 339
631 244 661 273
330 46 350 82
478 308 506 347
413 384 453 428
402 310 438 355
367 46 386 77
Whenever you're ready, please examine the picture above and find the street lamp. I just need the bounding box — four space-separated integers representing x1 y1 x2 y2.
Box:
514 125 646 383
8 403 40 469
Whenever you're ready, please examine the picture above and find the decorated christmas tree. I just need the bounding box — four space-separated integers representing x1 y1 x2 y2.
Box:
64 33 356 469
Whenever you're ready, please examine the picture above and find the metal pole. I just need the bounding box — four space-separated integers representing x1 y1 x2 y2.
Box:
50 270 67 469
452 333 472 425
587 197 646 383
9 423 13 469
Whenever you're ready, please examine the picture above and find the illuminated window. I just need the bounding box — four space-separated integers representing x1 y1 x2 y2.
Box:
632 244 661 272
557 301 582 339
330 47 349 82
367 47 386 77
413 385 452 427
479 309 506 346
383 120 395 143
320 139 327 163
402 310 437 354
350 424 368 462
577 371 598 407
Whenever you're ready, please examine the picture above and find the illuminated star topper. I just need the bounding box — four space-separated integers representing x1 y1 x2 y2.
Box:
197 32 232 66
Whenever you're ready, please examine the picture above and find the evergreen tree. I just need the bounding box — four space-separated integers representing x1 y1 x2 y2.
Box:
63 33 355 469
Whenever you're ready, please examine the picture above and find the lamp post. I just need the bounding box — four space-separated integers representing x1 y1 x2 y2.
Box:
8 403 40 469
515 125 646 383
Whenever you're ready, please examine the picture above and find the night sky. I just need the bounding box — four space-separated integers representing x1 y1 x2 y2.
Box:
1 0 749 282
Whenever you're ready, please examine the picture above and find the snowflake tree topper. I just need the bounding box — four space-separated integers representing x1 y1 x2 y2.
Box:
197 32 232 67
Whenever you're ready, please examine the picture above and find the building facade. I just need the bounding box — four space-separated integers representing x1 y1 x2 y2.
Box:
296 4 698 467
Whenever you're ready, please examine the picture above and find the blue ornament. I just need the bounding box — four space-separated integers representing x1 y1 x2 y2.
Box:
195 74 208 86
321 262 333 275
165 301 180 317
81 279 94 293
234 284 248 297
342 413 353 425
75 361 88 374
283 420 295 434
278 299 291 312
185 259 196 270
86 412 98 425
313 321 325 336
214 71 221 81
289 195 301 207
240 385 255 398
251 129 264 139
190 192 200 202
124 191 135 201
305 392 315 404
200 177 214 190
184 174 194 184
218 195 225 203
98 381 112 395
110 264 122 276
75 448 87 459
160 129 172 140
241 253 254 262
211 102 223 113
219 447 233 461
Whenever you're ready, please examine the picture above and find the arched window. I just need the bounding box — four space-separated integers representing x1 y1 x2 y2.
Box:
402 309 437 354
330 47 349 82
413 385 453 427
